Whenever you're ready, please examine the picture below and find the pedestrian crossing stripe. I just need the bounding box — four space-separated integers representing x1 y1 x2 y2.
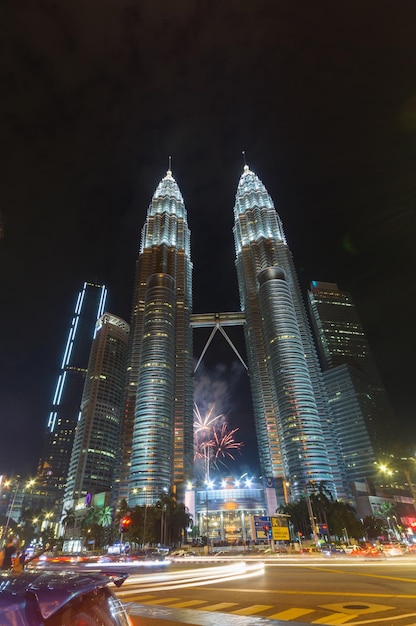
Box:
199 602 238 611
268 608 314 620
232 604 273 615
166 599 208 608
140 597 180 604
124 596 399 623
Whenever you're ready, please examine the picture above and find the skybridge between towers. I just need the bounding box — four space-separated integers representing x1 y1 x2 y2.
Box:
190 311 248 373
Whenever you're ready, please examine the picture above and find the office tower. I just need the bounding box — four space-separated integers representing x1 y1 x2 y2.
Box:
307 281 397 483
233 165 339 500
37 282 107 509
64 313 129 506
126 169 193 506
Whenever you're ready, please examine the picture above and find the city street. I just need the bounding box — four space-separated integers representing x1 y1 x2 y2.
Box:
113 554 416 626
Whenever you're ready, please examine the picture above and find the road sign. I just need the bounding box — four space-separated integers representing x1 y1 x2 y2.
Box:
252 515 271 540
271 515 290 541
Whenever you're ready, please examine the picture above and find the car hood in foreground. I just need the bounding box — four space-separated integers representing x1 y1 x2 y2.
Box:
0 569 128 621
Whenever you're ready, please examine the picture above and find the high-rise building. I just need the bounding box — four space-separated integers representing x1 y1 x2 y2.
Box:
64 313 129 506
233 165 342 501
126 169 193 506
37 282 107 510
307 281 397 484
123 165 351 507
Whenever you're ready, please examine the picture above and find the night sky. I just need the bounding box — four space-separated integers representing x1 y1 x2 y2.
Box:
1 1 415 478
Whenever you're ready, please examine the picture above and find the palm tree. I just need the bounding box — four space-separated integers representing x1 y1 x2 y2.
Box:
83 506 100 528
61 507 75 535
308 481 333 536
156 491 192 546
98 506 113 527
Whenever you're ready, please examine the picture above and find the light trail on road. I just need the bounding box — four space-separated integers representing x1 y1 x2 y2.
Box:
114 561 265 596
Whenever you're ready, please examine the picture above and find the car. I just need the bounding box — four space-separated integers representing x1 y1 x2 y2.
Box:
0 569 131 625
379 542 405 556
300 546 321 554
342 545 362 555
357 543 386 558
320 544 346 556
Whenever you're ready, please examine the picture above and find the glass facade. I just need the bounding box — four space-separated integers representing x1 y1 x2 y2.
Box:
37 282 107 509
64 313 129 503
127 170 193 506
233 166 339 500
185 477 267 545
308 281 397 485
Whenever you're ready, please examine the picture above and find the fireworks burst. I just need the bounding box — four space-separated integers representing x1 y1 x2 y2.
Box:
193 403 244 475
211 423 244 465
193 403 223 434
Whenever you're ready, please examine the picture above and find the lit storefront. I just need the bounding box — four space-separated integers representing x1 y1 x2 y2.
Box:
185 476 267 545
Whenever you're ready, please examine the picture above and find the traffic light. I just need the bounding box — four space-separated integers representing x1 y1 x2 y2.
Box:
120 516 132 532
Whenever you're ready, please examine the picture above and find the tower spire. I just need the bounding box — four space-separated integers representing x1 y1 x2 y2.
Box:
168 155 172 175
242 150 249 173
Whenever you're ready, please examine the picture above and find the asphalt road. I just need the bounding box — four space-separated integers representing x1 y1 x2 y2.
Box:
114 554 416 626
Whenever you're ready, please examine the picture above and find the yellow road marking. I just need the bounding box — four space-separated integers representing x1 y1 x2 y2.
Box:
305 565 416 584
313 613 356 624
140 597 180 604
219 586 416 599
232 604 273 615
269 607 314 619
199 602 238 611
320 601 395 615
166 599 209 608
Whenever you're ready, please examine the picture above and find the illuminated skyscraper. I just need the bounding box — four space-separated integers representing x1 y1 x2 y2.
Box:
37 282 107 509
126 169 193 506
233 165 340 500
308 281 396 483
64 313 129 506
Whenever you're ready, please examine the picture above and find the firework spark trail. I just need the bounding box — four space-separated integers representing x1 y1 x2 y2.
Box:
193 403 223 433
194 438 215 460
193 403 224 461
193 403 244 472
212 423 244 463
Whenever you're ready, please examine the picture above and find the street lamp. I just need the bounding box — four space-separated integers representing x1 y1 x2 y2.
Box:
143 487 147 548
1 476 32 538
378 460 416 506
304 484 319 547
234 473 248 487
204 480 214 552
2 478 20 541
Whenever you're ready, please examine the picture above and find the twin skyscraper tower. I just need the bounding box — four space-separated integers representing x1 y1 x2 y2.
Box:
40 163 357 514
122 163 340 507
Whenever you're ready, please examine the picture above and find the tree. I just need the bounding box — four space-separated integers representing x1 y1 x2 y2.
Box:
40 525 56 548
280 494 364 543
98 506 113 527
308 481 333 537
362 515 385 540
279 499 310 538
84 506 100 526
61 506 75 533
379 501 396 518
116 499 129 524
156 491 192 547
80 505 115 549
326 500 363 541
18 508 38 545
